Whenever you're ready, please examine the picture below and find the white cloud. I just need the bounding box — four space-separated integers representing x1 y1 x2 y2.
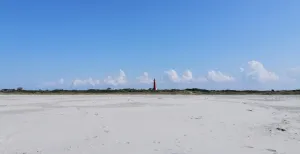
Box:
165 69 207 83
104 69 127 86
182 70 193 82
71 78 101 87
207 70 235 82
165 69 181 83
137 72 152 84
70 70 126 88
246 60 279 83
287 67 300 79
118 70 127 84
104 76 118 86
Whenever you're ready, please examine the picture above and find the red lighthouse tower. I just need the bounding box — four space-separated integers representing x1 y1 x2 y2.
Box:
153 78 157 91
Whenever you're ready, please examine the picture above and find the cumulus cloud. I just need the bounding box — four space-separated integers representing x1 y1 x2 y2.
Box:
165 69 181 83
104 69 127 86
71 70 127 87
182 70 193 82
246 60 279 82
72 78 101 87
165 69 236 83
287 67 300 79
207 70 235 82
137 72 152 84
165 69 207 83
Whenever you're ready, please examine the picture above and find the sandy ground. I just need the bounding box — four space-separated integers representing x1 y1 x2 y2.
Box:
0 95 300 154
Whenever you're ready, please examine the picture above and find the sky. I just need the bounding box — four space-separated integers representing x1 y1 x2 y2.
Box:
0 0 300 90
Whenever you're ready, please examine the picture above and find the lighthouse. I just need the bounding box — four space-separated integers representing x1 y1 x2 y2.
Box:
153 78 157 91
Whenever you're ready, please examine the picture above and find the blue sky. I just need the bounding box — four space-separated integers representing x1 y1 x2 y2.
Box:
0 0 300 90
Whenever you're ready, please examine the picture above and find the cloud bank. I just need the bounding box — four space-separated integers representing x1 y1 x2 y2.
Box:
164 69 233 83
72 78 101 87
71 70 127 88
40 60 298 89
164 69 209 83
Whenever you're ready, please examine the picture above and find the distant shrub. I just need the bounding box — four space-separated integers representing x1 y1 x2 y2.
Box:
17 87 23 91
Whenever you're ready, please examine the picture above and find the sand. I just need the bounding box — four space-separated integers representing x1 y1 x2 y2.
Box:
0 95 300 154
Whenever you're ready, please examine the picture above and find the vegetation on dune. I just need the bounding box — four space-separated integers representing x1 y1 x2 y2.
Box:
1 88 300 95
